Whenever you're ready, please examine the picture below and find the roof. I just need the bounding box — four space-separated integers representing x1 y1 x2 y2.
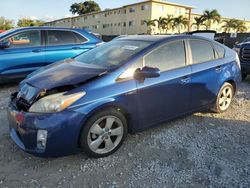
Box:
117 35 173 42
45 0 194 24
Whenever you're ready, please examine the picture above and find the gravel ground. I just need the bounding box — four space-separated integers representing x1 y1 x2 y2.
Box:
0 78 250 188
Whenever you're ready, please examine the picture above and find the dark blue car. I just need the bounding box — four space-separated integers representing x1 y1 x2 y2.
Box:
7 35 241 158
0 27 102 83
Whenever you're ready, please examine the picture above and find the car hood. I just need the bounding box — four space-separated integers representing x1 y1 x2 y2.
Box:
24 58 107 90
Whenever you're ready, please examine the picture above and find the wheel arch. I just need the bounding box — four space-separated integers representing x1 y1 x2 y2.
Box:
77 102 133 147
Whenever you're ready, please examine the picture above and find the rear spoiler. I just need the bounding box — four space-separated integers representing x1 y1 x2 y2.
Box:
184 30 216 40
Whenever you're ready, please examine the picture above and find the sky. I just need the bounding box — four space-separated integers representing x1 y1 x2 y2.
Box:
1 0 250 22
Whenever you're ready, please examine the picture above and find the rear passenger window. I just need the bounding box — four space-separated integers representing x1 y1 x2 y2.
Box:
214 43 225 58
189 39 215 64
47 30 87 46
144 40 186 72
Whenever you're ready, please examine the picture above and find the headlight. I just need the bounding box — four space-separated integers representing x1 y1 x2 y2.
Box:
233 47 241 55
29 91 86 113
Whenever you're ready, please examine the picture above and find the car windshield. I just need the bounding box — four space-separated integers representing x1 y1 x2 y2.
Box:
74 40 151 69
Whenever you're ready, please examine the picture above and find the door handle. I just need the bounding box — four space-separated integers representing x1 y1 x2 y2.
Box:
181 76 191 84
32 49 42 53
215 66 222 72
72 47 81 50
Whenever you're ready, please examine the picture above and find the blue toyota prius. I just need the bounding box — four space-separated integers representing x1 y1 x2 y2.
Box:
7 35 241 158
0 27 102 83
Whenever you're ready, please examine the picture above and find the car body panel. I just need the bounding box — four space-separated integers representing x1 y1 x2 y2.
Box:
0 27 102 83
7 35 241 157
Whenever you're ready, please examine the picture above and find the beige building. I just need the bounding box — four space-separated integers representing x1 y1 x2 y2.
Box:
45 0 250 35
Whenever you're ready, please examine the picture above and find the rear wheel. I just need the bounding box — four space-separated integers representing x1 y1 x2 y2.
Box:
212 82 234 113
242 73 247 80
80 108 128 158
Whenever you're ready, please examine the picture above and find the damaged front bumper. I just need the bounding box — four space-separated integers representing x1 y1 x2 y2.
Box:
7 93 87 157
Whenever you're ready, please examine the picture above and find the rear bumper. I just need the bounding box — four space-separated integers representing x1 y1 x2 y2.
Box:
7 99 87 157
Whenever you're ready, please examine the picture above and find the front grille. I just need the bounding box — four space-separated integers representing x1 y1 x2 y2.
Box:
241 48 250 61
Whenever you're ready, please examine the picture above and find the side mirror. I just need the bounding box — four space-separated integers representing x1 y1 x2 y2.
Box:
0 41 10 49
134 66 160 81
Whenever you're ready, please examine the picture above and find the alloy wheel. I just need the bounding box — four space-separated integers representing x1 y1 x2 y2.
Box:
87 116 124 154
218 86 233 111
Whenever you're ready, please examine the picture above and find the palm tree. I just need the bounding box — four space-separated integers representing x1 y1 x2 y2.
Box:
222 19 247 33
192 16 206 31
144 19 156 34
202 9 221 30
153 17 168 34
161 15 174 34
234 20 247 33
172 16 189 34
221 19 236 33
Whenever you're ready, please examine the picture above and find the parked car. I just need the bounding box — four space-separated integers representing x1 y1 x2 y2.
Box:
8 35 241 158
233 38 250 80
0 27 103 83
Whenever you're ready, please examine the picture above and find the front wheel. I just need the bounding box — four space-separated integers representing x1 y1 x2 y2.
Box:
212 82 234 113
80 108 128 158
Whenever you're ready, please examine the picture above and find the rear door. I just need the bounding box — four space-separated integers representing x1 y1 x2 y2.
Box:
135 40 192 128
188 39 225 110
44 30 92 64
0 29 45 79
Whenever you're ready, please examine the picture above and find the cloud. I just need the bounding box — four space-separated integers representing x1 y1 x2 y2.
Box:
64 14 72 18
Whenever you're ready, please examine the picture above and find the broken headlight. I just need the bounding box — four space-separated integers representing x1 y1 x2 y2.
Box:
29 91 86 113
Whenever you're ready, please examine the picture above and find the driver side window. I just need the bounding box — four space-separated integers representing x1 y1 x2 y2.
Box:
144 40 186 72
1 30 41 49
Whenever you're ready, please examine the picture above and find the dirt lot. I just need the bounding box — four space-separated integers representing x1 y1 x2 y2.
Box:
0 78 250 188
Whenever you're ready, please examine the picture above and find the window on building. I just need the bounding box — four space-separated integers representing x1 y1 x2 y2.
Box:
123 9 127 14
141 20 145 26
141 5 149 11
123 22 127 27
189 39 215 64
129 21 135 27
129 7 135 13
144 40 186 72
158 5 164 11
2 30 41 49
47 30 87 45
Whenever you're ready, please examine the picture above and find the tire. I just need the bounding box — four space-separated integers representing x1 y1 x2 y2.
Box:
242 73 247 81
80 108 128 158
212 82 234 113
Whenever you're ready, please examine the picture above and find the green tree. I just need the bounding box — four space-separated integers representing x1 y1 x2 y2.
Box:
234 20 247 33
202 9 221 30
192 16 206 31
17 19 45 27
154 17 168 34
0 17 14 30
222 19 247 33
144 19 156 34
70 1 101 15
172 15 189 34
161 15 174 34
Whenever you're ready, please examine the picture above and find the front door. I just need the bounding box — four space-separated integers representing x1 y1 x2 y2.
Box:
0 30 45 79
135 40 192 128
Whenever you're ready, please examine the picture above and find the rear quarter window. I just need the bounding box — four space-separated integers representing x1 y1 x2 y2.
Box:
214 43 225 58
